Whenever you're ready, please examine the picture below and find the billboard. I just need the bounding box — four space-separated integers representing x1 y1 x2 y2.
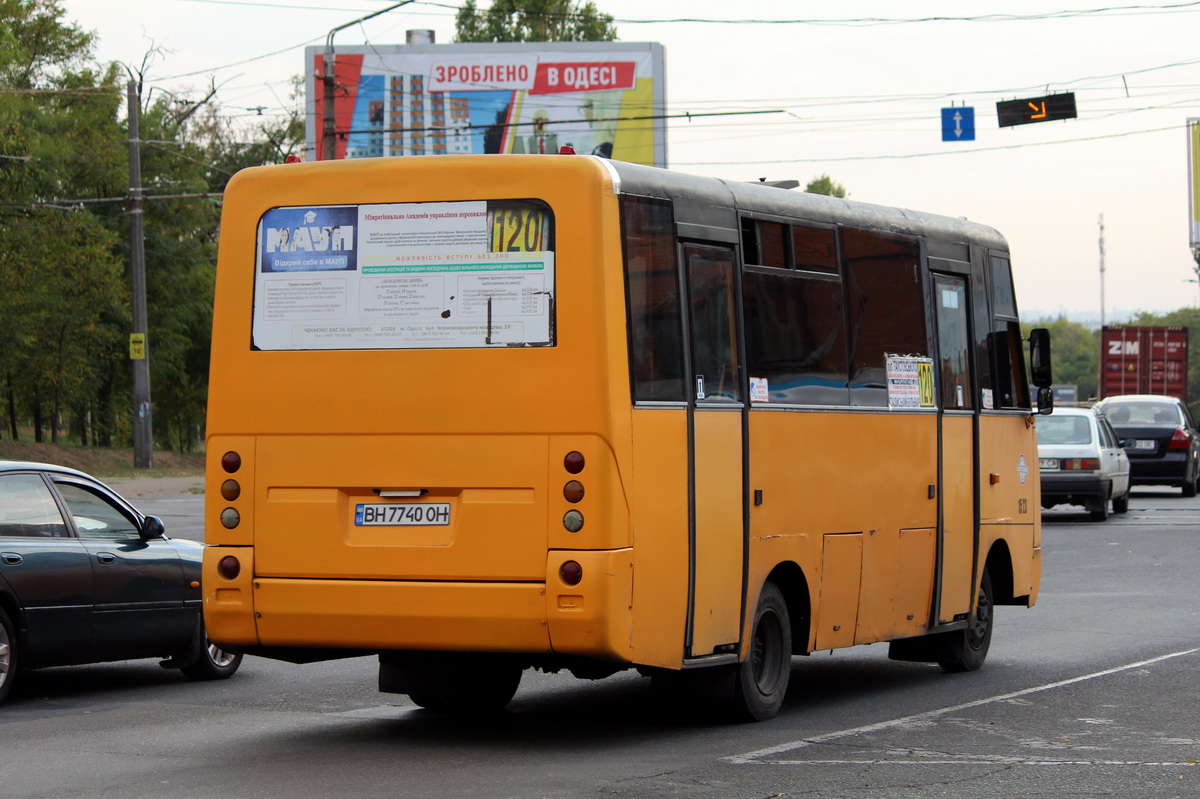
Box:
1190 118 1200 249
305 42 666 166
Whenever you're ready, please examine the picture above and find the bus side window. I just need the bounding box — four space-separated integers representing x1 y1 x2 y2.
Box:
621 196 686 402
686 244 741 402
743 269 847 405
842 229 927 407
988 255 1030 410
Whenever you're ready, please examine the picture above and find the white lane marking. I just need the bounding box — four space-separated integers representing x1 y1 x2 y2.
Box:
725 648 1200 765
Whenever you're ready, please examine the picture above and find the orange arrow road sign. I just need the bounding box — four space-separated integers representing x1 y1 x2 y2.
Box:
1028 101 1047 120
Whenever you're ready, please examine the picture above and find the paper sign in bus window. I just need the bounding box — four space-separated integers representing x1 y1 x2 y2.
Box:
886 355 936 409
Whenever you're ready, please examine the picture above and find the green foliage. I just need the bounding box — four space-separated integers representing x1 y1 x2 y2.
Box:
0 0 308 454
455 0 618 42
804 174 847 198
1023 316 1099 401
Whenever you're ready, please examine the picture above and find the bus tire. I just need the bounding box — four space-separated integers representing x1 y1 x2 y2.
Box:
0 607 17 704
939 570 993 673
387 654 522 713
730 581 792 722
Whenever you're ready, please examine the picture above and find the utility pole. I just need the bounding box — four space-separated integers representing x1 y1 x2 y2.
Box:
1098 213 1106 329
322 0 415 160
127 80 153 469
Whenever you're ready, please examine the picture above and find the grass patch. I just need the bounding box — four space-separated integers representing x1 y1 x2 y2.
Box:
0 440 204 478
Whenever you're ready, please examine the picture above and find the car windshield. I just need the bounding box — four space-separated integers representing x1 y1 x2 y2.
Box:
1102 402 1180 425
1037 414 1093 445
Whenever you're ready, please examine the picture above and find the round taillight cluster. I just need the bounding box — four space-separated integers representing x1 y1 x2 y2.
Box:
560 451 587 585
562 452 585 533
220 450 241 530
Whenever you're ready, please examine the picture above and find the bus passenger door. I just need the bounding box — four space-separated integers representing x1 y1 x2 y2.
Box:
933 273 978 623
683 243 746 657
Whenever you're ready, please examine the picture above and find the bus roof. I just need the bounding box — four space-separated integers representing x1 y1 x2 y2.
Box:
605 158 1008 254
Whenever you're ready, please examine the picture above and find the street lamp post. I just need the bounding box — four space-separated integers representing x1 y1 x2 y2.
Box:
322 1 415 161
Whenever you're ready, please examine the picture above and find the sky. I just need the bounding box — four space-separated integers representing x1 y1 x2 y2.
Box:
57 0 1200 322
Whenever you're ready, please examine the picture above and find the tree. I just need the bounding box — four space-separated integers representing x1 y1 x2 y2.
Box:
1024 316 1099 401
0 1 127 443
455 0 617 42
805 174 847 198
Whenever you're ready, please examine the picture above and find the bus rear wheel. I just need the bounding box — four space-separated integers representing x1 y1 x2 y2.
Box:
381 653 522 713
939 570 993 673
730 581 792 721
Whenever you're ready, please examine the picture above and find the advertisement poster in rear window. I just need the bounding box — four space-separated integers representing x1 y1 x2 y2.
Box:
252 200 555 350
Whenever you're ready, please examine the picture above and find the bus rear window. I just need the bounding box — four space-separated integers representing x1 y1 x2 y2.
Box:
251 199 554 350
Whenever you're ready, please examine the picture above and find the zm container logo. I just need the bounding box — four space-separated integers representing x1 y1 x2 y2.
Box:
1108 340 1138 356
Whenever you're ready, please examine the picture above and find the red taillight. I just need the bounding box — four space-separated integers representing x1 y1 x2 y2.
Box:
221 451 241 473
559 561 583 585
217 555 241 580
1062 458 1101 471
1169 428 1191 450
564 451 585 474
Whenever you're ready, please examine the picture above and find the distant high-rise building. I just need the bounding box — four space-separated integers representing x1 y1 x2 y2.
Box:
387 74 470 156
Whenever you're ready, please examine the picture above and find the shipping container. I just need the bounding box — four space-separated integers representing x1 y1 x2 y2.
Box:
1099 326 1188 402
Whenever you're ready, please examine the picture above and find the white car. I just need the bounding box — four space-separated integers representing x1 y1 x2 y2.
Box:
1037 406 1131 521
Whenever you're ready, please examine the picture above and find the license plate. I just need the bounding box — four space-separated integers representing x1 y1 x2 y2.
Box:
1132 439 1156 450
354 502 450 526
1039 458 1059 470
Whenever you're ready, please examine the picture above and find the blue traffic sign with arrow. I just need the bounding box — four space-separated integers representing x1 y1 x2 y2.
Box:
941 107 975 141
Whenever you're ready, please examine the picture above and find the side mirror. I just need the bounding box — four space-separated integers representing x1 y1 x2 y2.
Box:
140 515 166 540
1029 328 1052 388
1036 386 1054 416
1028 328 1053 415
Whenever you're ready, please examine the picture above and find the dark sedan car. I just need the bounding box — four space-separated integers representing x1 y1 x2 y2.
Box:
1095 394 1200 497
0 461 241 703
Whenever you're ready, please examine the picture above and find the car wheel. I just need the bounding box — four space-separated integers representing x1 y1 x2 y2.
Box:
1183 477 1197 498
179 619 243 681
1090 496 1110 521
939 570 994 673
1112 487 1130 514
0 607 16 704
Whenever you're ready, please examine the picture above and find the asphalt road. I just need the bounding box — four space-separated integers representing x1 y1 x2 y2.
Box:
2 487 1197 799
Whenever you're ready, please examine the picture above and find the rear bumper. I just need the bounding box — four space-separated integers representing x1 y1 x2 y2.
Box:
203 546 634 662
1128 452 1191 485
1040 473 1109 508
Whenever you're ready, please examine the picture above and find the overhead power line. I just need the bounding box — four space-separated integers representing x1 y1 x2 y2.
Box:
674 122 1186 166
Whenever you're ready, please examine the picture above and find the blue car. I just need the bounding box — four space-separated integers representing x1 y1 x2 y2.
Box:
0 460 241 703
